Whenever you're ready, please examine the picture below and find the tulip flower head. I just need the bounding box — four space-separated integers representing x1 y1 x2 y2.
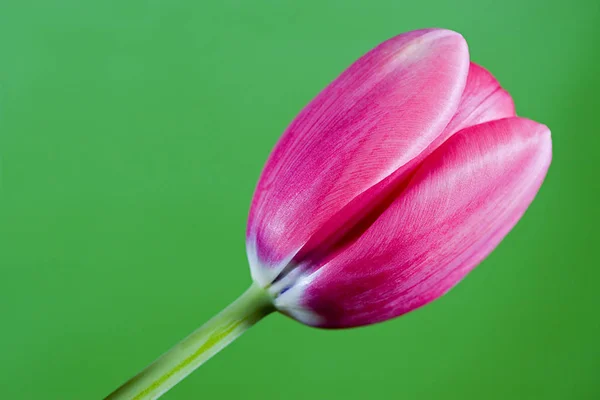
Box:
246 28 551 328
107 28 551 400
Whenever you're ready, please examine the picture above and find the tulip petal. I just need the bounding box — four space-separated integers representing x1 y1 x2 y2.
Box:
283 117 551 328
444 62 516 136
248 29 470 286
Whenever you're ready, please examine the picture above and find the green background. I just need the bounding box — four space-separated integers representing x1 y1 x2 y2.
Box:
1 1 598 399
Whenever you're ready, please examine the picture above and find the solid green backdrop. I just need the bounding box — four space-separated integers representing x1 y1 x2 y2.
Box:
0 1 598 399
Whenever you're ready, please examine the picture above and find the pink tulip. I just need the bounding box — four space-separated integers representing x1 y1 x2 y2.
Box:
107 29 551 399
246 28 551 328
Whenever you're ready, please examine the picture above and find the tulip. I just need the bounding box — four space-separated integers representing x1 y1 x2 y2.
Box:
106 28 551 399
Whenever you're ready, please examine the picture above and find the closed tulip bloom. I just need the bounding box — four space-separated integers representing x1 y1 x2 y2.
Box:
247 28 551 328
107 28 551 399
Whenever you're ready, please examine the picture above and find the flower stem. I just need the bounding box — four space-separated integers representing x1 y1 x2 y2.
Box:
105 283 274 400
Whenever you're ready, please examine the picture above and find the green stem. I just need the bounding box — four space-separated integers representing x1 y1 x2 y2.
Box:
105 283 274 400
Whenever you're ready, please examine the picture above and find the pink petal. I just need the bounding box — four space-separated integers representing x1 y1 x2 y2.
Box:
444 62 516 136
247 29 470 285
285 117 551 328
